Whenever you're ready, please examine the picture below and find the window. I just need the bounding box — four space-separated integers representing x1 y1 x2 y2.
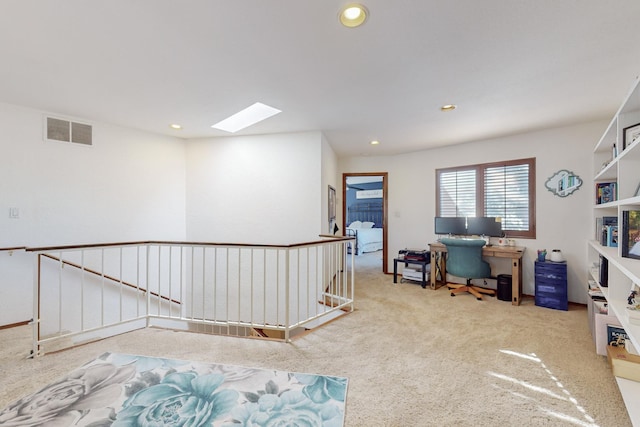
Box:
436 158 536 238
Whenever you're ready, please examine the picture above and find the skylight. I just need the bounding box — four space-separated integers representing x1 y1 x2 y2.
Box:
211 102 281 133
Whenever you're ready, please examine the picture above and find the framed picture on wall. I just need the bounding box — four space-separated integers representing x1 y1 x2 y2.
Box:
623 123 640 151
622 210 640 260
328 185 336 222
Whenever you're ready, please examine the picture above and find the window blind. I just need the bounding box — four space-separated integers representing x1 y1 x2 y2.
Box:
438 169 476 217
484 164 530 231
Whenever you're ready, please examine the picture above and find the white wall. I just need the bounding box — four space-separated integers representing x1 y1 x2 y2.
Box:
0 250 31 324
185 132 324 245
339 120 608 304
0 99 608 327
321 134 339 235
0 103 187 246
0 102 187 324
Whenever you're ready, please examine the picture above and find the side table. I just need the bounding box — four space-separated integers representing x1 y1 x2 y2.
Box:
393 257 430 289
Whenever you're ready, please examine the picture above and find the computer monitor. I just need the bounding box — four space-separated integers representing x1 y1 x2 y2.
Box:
434 217 467 236
466 217 502 237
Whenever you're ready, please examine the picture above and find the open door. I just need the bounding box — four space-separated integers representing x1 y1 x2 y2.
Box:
342 172 388 274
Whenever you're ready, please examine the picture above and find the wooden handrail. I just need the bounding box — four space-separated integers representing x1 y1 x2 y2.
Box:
40 253 181 305
0 246 26 252
25 237 354 253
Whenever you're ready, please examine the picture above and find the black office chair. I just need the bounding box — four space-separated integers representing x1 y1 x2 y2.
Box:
440 238 495 301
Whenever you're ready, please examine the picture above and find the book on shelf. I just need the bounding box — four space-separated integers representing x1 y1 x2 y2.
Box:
595 314 620 355
599 255 608 287
606 225 618 247
593 300 608 313
588 289 606 301
596 216 617 243
595 182 617 204
607 324 629 345
588 279 606 301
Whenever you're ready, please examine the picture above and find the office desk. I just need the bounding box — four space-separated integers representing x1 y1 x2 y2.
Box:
428 242 525 305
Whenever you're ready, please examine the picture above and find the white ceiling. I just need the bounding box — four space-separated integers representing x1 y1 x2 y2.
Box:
1 1 640 157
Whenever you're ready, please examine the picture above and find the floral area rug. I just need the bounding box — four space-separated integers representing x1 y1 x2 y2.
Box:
0 352 348 426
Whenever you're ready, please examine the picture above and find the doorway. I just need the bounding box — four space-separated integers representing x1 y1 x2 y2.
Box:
342 172 388 274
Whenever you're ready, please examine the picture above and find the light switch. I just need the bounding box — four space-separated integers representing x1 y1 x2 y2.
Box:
9 207 19 219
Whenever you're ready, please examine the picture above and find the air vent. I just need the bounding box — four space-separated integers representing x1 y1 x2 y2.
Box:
45 116 93 146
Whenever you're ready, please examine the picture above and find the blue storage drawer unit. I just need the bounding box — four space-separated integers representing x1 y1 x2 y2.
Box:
534 260 568 310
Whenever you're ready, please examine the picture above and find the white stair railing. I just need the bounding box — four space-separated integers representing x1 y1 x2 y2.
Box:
28 237 354 356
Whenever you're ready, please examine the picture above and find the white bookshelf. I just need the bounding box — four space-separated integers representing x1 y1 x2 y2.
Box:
590 75 640 425
617 378 640 427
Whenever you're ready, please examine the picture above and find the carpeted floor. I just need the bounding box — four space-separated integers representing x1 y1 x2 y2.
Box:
0 251 632 426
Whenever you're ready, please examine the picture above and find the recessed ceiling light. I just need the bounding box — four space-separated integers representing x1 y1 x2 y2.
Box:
212 102 281 133
170 124 182 130
339 4 369 28
370 140 380 145
441 104 457 112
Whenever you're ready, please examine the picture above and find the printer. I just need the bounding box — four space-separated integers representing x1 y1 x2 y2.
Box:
398 248 430 262
398 248 430 284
